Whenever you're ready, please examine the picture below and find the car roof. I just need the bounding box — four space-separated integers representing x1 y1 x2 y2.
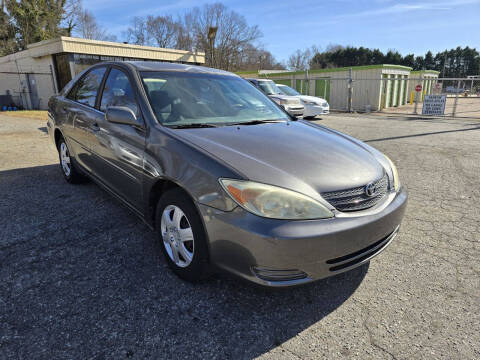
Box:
123 61 237 76
246 78 274 82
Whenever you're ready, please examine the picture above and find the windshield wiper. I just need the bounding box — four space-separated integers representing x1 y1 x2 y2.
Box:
167 123 218 129
228 119 286 126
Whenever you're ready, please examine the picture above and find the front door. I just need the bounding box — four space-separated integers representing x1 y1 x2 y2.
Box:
90 67 145 211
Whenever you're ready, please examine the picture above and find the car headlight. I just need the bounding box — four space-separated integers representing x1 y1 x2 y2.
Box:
384 155 400 191
219 179 334 220
278 99 288 105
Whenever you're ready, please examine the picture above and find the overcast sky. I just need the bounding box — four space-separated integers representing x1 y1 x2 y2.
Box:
83 0 480 62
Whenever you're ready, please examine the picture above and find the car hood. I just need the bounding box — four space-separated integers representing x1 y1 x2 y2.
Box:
171 121 385 201
299 95 328 104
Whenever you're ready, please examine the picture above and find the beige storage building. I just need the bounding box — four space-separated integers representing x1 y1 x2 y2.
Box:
239 65 412 111
0 37 205 110
239 65 438 112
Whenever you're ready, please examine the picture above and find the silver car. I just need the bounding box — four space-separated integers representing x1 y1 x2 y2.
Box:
247 78 305 117
47 62 407 287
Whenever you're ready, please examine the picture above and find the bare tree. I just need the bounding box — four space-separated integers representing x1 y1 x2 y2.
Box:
72 2 116 41
145 15 178 48
286 46 320 71
125 16 149 45
230 43 284 71
62 0 82 36
184 3 262 70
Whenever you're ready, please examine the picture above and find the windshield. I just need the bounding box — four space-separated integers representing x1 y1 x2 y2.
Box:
141 72 288 126
278 85 300 96
256 81 283 95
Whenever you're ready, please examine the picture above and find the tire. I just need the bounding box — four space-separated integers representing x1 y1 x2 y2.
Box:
57 135 86 184
155 188 210 282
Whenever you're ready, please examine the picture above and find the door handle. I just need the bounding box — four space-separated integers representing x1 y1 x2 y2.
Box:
90 123 100 132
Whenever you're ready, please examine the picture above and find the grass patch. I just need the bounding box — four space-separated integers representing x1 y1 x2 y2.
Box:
1 110 48 121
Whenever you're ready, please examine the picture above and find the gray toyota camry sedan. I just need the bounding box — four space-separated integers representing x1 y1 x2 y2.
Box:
47 61 407 287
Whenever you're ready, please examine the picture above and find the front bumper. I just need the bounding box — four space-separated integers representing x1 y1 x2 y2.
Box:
304 104 329 117
283 105 304 117
199 187 407 287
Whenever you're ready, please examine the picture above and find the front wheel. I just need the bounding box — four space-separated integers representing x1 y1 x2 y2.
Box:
155 188 210 282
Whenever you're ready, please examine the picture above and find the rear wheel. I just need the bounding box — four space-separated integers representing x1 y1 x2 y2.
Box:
156 188 210 282
57 136 86 183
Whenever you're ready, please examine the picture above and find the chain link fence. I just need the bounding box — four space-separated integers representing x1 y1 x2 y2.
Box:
268 75 480 118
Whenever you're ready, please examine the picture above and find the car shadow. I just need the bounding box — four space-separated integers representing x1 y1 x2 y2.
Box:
38 126 48 134
0 164 368 359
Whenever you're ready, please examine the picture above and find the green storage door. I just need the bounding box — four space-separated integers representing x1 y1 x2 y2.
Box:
315 79 330 101
295 79 302 93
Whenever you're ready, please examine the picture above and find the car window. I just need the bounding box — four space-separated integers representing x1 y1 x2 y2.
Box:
100 68 138 115
141 72 288 126
257 81 282 95
67 67 106 107
279 85 300 96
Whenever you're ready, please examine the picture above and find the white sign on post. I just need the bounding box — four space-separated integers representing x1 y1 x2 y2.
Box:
422 94 447 115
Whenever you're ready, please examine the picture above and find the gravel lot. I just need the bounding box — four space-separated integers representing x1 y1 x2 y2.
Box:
0 113 478 359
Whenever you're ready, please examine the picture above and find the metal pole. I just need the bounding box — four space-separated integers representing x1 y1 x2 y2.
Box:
414 75 423 114
452 79 460 117
347 68 353 112
305 69 308 95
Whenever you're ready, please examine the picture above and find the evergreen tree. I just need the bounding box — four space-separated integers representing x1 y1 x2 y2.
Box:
0 0 17 56
6 0 66 50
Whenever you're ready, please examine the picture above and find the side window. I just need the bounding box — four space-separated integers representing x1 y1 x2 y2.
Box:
100 68 138 115
67 67 106 107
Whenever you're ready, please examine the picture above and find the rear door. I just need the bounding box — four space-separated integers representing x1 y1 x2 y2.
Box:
90 66 145 211
62 66 107 172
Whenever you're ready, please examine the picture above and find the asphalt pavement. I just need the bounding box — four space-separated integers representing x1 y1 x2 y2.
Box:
0 113 478 359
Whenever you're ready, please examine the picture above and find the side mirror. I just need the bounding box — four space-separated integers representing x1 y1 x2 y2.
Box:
105 106 140 127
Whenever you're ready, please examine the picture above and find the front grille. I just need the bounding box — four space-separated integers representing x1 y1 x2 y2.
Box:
326 226 399 272
287 98 301 105
322 174 388 212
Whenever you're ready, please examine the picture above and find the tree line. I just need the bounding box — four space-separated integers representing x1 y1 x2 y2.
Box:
288 45 480 77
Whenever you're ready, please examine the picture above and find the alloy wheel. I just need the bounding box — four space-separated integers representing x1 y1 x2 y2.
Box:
160 205 195 267
60 142 71 177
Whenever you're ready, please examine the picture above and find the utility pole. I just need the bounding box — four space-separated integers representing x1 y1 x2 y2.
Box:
305 69 308 95
347 68 353 112
207 26 218 68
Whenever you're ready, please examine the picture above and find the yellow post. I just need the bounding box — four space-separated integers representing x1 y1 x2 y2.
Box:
410 91 414 104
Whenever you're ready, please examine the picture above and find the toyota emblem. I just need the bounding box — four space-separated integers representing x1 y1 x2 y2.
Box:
365 183 377 197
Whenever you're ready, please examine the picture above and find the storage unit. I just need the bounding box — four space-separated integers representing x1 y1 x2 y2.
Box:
238 65 419 111
0 37 205 110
